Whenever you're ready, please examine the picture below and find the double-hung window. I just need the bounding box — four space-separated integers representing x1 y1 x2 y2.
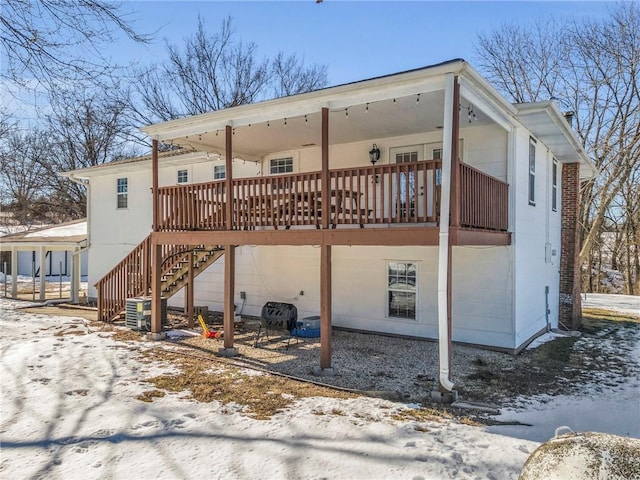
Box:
551 159 558 212
269 157 293 175
116 178 128 209
387 261 417 320
528 137 536 206
213 165 226 180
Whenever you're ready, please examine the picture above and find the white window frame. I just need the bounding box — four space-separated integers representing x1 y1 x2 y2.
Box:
269 157 294 175
213 165 226 180
116 177 128 209
386 260 418 321
529 137 536 206
551 158 558 212
177 169 188 184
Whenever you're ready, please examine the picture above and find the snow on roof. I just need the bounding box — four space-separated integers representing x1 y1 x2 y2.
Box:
24 221 86 238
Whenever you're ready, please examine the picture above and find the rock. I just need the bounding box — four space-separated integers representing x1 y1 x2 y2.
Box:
519 430 640 480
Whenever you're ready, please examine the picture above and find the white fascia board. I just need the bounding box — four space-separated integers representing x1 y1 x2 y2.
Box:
59 151 211 179
459 76 515 132
0 242 83 251
141 63 463 141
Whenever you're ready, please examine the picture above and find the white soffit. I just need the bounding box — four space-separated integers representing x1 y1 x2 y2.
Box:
516 102 596 179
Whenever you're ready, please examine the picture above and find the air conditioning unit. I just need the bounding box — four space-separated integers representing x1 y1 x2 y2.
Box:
125 297 167 331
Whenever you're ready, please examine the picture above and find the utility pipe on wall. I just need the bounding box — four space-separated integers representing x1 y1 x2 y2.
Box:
436 73 456 392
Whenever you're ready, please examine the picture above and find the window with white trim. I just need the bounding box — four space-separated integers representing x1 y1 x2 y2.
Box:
213 165 226 180
177 169 188 184
529 137 536 206
551 159 558 212
269 157 293 174
117 178 128 209
387 261 417 320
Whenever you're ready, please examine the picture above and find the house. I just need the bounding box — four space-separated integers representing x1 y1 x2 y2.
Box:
0 219 88 302
61 59 595 391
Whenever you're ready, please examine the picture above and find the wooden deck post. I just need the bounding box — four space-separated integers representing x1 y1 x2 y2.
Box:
220 125 237 355
222 244 236 352
318 107 333 373
319 244 332 371
186 251 194 328
150 139 164 337
225 125 233 231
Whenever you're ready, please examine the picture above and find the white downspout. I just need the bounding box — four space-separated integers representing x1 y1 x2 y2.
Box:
437 73 455 392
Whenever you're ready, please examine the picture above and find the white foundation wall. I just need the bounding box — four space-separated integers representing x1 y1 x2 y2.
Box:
170 244 514 349
512 127 562 349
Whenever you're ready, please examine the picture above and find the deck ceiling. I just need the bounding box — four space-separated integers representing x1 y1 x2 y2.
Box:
168 91 493 159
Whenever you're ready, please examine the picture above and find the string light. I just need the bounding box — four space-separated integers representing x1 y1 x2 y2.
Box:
416 94 420 104
284 118 287 126
345 108 349 118
216 130 219 136
267 120 270 127
365 103 369 113
305 115 308 123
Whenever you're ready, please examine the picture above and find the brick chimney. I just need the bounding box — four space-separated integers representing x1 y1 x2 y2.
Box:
559 162 582 330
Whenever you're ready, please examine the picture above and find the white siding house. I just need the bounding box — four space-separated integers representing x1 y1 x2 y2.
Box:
62 60 594 367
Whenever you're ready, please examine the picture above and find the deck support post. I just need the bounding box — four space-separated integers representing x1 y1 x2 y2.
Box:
218 125 238 356
316 107 334 374
318 244 333 373
186 251 194 328
149 139 165 339
220 244 237 355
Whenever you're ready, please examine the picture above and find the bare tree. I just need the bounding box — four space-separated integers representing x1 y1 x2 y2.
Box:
0 0 150 89
134 16 327 123
0 129 54 226
271 52 328 98
475 2 640 294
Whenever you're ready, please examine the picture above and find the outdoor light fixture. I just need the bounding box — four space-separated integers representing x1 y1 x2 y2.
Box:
369 144 381 165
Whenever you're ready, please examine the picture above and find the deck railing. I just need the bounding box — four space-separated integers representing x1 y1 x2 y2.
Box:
156 160 443 231
155 160 507 232
459 163 509 231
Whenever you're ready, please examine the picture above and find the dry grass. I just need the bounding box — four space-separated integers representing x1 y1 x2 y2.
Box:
111 329 146 342
143 351 354 420
53 328 86 337
137 389 166 402
392 407 452 423
582 308 639 323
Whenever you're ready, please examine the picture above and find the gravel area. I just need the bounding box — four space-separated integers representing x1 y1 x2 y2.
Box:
162 311 640 413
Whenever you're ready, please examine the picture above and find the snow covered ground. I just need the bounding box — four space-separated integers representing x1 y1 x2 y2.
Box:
582 293 640 318
1 295 638 479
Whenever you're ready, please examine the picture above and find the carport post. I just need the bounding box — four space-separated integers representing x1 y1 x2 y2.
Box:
71 247 81 303
11 247 17 298
39 246 46 301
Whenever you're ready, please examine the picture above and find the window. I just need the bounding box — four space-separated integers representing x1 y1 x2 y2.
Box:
387 261 417 320
117 178 128 209
213 165 226 180
270 157 293 174
551 159 558 212
177 169 188 184
528 137 536 206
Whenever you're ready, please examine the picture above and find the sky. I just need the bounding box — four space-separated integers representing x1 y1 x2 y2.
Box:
114 1 614 86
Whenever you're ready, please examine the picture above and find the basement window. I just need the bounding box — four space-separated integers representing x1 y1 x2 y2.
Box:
387 261 417 320
116 178 128 209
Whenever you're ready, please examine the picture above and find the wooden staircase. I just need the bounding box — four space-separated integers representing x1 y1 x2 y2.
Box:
95 234 224 322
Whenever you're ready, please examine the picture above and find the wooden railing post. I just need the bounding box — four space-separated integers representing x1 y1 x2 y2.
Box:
321 107 329 230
